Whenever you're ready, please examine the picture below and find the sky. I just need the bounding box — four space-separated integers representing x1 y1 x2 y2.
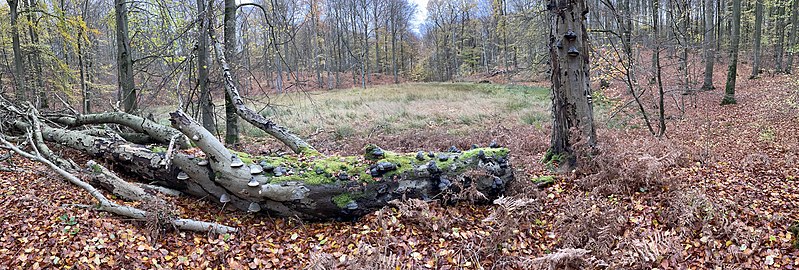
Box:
410 0 429 34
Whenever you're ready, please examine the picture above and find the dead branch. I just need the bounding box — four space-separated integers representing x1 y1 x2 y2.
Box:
0 136 236 234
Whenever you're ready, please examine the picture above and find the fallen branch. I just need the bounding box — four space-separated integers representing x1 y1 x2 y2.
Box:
0 136 236 234
209 26 314 154
50 112 190 149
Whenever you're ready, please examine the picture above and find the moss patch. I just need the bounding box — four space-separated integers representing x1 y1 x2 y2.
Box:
542 149 569 170
532 175 555 186
332 193 354 208
231 150 256 164
90 163 102 174
254 147 510 185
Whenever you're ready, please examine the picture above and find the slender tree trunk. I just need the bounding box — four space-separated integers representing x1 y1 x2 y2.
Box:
776 0 787 72
78 31 90 113
655 0 666 136
785 0 798 73
679 0 690 93
223 0 239 146
362 0 370 87
24 0 46 108
391 4 398 84
196 0 214 132
8 0 25 101
374 2 381 74
702 0 717 89
115 0 136 113
751 0 764 78
721 0 741 105
545 0 597 166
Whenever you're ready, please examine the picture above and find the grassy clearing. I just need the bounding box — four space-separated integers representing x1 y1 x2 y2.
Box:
224 83 551 139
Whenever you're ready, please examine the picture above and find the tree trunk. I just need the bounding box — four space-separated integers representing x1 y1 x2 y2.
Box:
115 0 136 113
785 0 798 73
23 0 46 109
223 0 239 146
78 30 90 113
702 0 716 89
750 0 764 79
8 0 25 101
774 0 785 72
776 0 787 72
545 0 597 166
196 0 214 132
654 0 666 136
721 0 741 105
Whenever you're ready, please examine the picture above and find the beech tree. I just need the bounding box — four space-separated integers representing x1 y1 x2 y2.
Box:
223 0 240 146
722 0 742 105
751 0 764 79
544 0 597 166
115 0 136 113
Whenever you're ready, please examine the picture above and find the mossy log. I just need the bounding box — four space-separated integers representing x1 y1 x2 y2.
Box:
27 109 512 220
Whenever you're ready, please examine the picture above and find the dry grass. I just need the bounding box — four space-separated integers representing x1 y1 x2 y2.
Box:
149 83 549 146
253 83 548 137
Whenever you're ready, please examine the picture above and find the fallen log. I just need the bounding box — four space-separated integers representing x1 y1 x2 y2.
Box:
18 108 513 220
168 110 512 220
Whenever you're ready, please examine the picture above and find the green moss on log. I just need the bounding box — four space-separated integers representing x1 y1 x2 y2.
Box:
235 147 510 186
332 193 354 208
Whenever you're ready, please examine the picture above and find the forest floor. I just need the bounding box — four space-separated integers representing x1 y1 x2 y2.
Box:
1 72 798 269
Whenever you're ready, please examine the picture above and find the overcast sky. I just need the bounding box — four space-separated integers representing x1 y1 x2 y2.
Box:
410 0 428 34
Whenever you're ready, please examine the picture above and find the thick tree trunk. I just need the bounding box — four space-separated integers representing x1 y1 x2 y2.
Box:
114 0 136 113
721 0 741 105
545 0 597 166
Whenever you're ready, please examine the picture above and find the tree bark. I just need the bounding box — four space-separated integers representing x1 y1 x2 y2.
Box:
721 0 741 105
654 0 666 136
545 0 597 166
8 0 26 101
702 0 716 89
23 0 46 109
785 0 798 73
223 0 240 146
196 0 214 132
775 0 787 72
750 0 764 79
114 0 136 113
